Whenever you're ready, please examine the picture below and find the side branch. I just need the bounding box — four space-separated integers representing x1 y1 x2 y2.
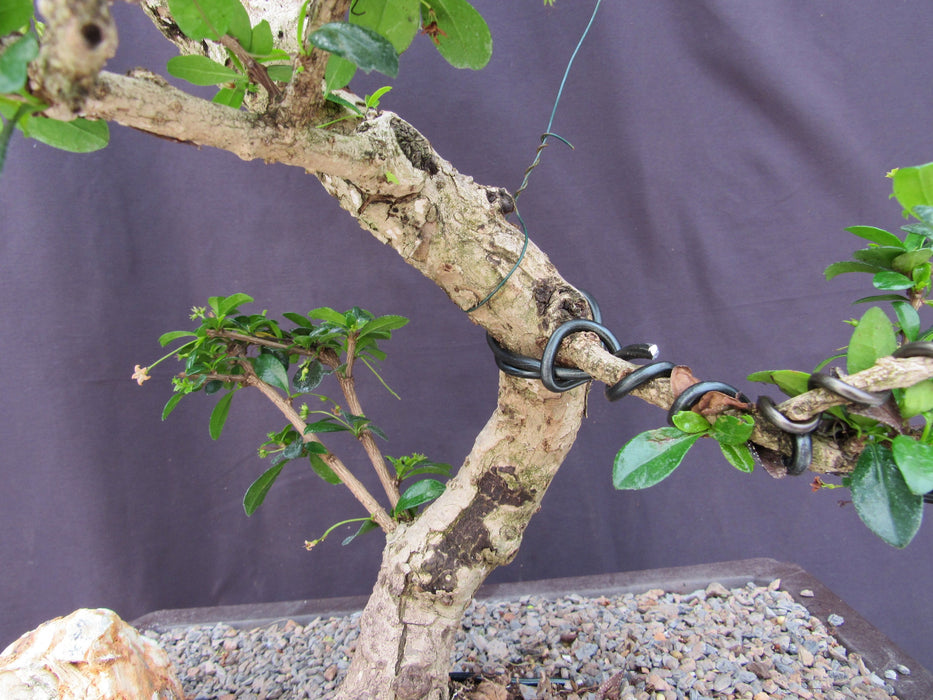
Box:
243 363 396 532
560 335 933 474
75 72 426 196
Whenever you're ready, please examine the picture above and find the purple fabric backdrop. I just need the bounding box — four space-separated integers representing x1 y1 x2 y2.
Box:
2 0 932 671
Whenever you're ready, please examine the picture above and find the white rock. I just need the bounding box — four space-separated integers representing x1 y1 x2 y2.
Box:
0 608 184 700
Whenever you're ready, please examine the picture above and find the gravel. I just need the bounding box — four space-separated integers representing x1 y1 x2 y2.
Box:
145 579 904 699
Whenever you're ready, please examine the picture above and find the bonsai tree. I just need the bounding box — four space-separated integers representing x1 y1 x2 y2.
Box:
3 1 933 697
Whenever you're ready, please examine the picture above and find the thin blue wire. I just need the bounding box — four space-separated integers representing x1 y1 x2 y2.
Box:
468 0 603 313
515 0 603 199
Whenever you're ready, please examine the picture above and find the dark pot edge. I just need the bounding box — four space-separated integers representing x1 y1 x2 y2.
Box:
132 557 933 700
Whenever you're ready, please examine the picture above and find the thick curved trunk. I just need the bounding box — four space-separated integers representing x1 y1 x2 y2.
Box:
335 373 587 700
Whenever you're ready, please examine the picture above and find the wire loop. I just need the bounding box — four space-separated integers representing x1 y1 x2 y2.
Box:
540 319 622 392
666 381 750 426
807 373 889 407
783 433 813 476
606 361 675 402
756 396 821 435
893 341 933 359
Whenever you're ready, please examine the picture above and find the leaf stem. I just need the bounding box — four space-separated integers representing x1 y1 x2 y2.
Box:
0 104 32 180
340 335 400 506
236 354 396 532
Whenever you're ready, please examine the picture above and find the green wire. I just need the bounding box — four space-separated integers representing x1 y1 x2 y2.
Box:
467 0 603 313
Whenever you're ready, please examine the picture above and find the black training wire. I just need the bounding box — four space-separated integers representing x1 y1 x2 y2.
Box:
486 298 933 491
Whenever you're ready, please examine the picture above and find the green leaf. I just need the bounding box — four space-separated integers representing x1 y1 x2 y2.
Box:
847 306 896 374
365 85 392 109
358 314 409 340
167 55 245 86
422 0 492 69
892 436 933 496
305 419 349 434
824 261 884 280
250 20 274 55
213 86 245 108
253 352 290 392
309 22 399 78
158 330 197 347
324 91 363 115
899 380 933 418
265 65 293 83
854 294 910 305
243 462 285 515
324 55 357 92
293 360 330 393
162 393 185 421
398 462 451 480
342 518 377 545
20 115 109 153
0 33 38 93
844 225 905 248
893 249 933 276
167 0 249 42
395 478 446 513
892 301 920 342
872 270 914 291
710 414 755 446
309 453 342 484
217 292 253 316
849 443 922 548
209 391 235 440
0 0 33 35
747 370 810 397
853 246 904 269
670 411 710 434
719 442 755 473
892 163 933 218
350 0 420 53
612 427 701 490
282 312 310 327
310 306 350 327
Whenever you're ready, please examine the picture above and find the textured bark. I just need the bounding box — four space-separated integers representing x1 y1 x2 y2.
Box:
333 374 586 700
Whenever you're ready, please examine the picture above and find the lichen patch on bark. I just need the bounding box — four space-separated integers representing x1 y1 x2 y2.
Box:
419 466 535 594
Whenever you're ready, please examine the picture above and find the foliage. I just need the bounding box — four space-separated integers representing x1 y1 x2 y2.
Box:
615 169 933 548
159 0 490 107
138 293 449 545
0 0 109 168
0 0 493 163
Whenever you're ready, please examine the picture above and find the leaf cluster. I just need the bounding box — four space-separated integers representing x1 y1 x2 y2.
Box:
612 412 755 492
163 0 492 111
0 0 109 164
614 168 933 548
150 293 450 546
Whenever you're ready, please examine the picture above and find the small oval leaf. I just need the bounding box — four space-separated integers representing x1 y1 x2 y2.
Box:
423 0 492 69
850 443 922 548
395 478 446 513
310 22 399 77
168 55 245 86
253 352 290 392
892 436 933 496
243 462 285 515
847 307 896 374
209 391 235 440
613 427 701 490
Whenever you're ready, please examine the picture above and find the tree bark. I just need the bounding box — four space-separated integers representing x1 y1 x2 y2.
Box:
334 373 586 700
